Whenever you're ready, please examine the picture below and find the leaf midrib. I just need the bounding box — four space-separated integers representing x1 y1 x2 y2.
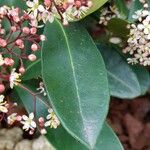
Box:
56 20 90 144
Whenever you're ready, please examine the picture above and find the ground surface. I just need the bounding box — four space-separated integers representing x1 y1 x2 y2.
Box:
0 127 53 150
108 95 150 150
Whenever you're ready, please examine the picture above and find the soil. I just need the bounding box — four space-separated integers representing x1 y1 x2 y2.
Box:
108 95 150 150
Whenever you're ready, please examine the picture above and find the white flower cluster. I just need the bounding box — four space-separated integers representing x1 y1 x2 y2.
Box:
36 82 47 96
20 109 60 135
26 0 54 27
99 5 120 26
26 0 93 26
45 108 60 129
61 0 93 25
123 1 150 66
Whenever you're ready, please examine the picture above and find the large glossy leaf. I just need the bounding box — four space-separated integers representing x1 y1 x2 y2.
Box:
114 0 129 18
15 83 123 150
97 43 141 99
41 20 109 149
46 122 124 150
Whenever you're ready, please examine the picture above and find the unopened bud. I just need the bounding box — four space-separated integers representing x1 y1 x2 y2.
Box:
28 54 37 61
0 84 5 93
19 67 25 74
31 43 38 51
4 58 14 66
0 38 7 47
22 27 30 34
30 27 37 34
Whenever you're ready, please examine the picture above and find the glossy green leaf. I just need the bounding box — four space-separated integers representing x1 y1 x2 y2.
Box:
0 0 27 9
15 82 49 117
97 43 141 99
85 0 108 17
22 59 41 81
114 0 129 18
132 66 150 95
107 18 129 39
47 123 123 150
41 20 109 149
15 83 123 150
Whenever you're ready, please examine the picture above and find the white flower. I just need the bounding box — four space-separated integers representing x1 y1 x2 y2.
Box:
45 109 60 129
0 95 8 113
9 68 21 89
99 5 120 26
7 113 17 125
123 3 150 66
21 113 36 131
36 82 47 96
26 0 54 25
27 0 40 18
39 10 54 23
0 54 4 66
132 10 143 21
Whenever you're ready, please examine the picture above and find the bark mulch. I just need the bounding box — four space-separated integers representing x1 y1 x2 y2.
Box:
108 95 150 150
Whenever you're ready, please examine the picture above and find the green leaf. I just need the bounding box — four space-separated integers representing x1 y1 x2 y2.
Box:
132 66 150 95
0 0 27 9
47 123 123 150
107 18 130 39
15 82 123 150
97 43 141 99
85 0 108 17
114 0 129 18
23 50 42 81
41 20 109 149
22 59 41 81
15 82 49 118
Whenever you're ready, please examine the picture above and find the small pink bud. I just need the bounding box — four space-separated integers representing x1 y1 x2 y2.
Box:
19 43 25 49
16 116 22 121
23 13 30 20
0 84 5 93
31 43 38 51
15 39 23 46
75 0 82 8
0 38 7 47
40 35 46 41
4 58 14 66
63 3 68 9
44 0 51 7
29 129 35 135
30 27 37 34
39 117 44 123
13 16 20 22
22 27 30 34
19 67 25 74
28 54 37 61
11 26 17 32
